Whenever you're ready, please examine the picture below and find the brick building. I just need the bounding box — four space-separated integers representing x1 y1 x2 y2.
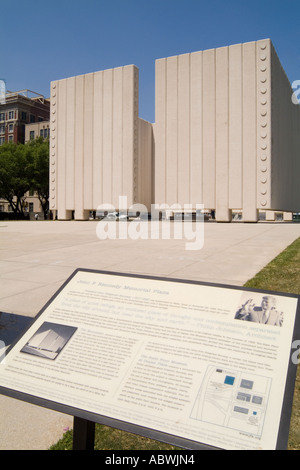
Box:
0 89 50 218
0 89 50 145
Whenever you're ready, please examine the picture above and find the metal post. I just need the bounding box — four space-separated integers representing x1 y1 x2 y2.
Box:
72 416 95 450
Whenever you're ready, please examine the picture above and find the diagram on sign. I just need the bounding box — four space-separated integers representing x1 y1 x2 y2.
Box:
190 366 271 436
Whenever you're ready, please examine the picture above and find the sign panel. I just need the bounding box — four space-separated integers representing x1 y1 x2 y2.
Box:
0 269 299 450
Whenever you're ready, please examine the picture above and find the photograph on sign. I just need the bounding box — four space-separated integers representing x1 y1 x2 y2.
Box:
0 269 299 450
21 322 77 360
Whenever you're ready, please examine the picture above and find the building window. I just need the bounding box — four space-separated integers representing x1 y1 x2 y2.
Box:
8 111 14 120
0 113 5 121
21 111 27 121
8 123 13 133
40 128 50 138
0 137 5 145
29 202 34 212
30 130 35 140
8 135 13 142
30 114 35 123
0 125 4 134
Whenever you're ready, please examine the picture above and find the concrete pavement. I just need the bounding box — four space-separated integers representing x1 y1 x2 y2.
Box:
0 219 300 449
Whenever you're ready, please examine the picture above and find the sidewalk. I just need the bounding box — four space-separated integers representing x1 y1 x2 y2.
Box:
1 220 300 449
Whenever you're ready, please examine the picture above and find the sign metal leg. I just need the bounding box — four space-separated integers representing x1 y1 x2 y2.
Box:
72 416 95 450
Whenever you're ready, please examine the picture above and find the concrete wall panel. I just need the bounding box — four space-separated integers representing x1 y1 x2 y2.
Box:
92 71 103 209
190 51 203 205
51 39 300 223
178 53 190 203
51 65 148 220
50 82 58 214
166 56 178 204
122 65 138 206
112 67 123 209
65 77 75 211
242 42 258 222
154 59 167 205
256 39 272 212
228 44 243 209
74 74 84 219
56 79 67 218
154 39 298 222
216 47 230 221
83 73 94 210
202 48 216 209
102 68 113 206
270 43 300 212
49 81 58 211
138 119 154 210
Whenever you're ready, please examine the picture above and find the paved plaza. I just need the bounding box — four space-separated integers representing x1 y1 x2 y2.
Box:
1 219 300 449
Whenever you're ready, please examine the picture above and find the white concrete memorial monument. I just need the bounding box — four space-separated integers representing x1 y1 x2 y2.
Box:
50 39 300 222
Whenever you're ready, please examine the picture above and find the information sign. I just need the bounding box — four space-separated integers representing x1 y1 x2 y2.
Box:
0 269 299 450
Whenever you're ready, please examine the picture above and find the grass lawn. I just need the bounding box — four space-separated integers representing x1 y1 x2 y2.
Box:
50 237 300 450
244 236 300 450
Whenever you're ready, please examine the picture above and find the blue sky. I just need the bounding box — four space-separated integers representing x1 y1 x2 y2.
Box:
1 0 300 122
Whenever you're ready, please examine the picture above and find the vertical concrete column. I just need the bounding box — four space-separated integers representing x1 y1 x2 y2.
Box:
202 49 216 210
178 54 190 204
102 68 113 207
266 210 275 221
216 47 232 222
242 42 258 222
122 65 139 208
74 74 86 220
50 81 58 216
92 71 103 210
138 119 154 210
56 79 72 220
190 51 203 205
51 78 74 220
228 44 243 211
66 77 75 213
112 67 123 209
256 39 271 215
283 212 293 221
166 56 178 204
75 209 90 221
154 58 166 205
133 67 140 206
58 210 73 220
83 73 94 211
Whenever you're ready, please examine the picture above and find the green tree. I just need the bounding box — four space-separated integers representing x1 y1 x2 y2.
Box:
26 137 49 219
0 138 49 218
0 142 34 215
